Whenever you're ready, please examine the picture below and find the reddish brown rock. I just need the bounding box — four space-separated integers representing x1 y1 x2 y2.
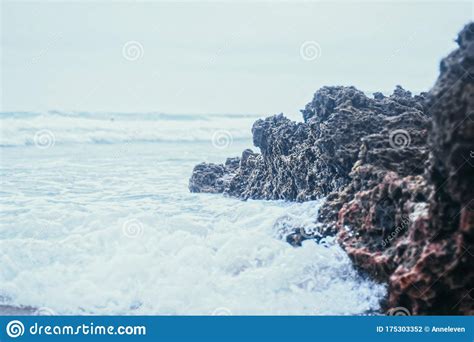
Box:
336 173 431 282
387 22 474 315
335 23 474 315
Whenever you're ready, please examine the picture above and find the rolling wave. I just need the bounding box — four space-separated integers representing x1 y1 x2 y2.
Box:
0 111 261 147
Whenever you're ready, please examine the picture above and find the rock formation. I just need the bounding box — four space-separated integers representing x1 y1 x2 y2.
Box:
334 22 474 314
189 23 474 315
190 86 428 201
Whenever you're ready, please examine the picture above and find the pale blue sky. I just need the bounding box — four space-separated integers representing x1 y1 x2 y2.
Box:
1 1 473 118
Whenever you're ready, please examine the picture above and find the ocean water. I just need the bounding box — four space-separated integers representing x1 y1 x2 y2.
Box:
0 112 386 315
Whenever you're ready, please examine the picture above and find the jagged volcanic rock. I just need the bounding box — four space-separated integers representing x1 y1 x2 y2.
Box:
331 23 474 314
386 22 474 314
189 86 428 202
189 22 474 315
189 158 240 193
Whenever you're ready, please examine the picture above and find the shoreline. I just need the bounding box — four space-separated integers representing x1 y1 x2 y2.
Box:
0 305 36 316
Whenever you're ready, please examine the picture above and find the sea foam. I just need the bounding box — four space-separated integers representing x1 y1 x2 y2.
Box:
0 113 386 315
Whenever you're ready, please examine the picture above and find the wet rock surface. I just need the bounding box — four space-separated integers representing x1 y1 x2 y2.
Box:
190 86 428 201
386 22 474 315
189 158 240 194
335 23 474 315
189 23 474 314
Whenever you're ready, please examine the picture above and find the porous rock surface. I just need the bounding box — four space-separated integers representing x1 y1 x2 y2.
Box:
190 85 428 201
335 23 474 315
189 23 474 314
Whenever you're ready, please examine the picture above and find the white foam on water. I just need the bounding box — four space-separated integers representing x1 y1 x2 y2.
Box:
0 113 386 315
0 111 258 146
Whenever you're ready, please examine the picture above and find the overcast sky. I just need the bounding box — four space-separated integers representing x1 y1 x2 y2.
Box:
1 1 473 118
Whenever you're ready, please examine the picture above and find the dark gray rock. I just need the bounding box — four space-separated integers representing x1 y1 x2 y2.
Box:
189 158 240 194
189 86 428 202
